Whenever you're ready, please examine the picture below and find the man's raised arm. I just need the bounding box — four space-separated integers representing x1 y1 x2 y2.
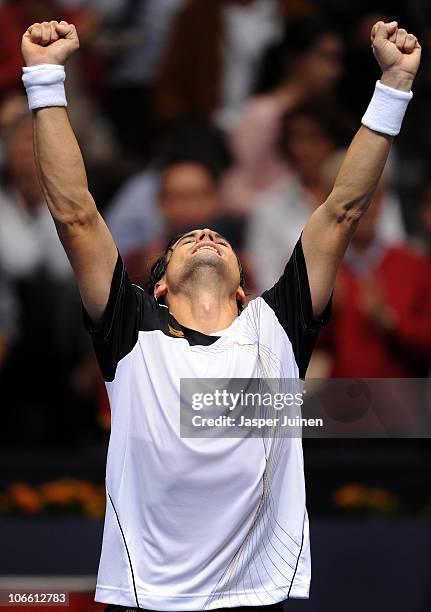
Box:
21 20 117 323
301 21 421 317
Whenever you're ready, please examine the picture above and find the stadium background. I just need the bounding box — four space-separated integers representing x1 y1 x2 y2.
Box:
0 0 430 610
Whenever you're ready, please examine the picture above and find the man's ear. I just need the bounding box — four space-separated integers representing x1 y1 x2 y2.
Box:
236 286 246 306
154 281 168 301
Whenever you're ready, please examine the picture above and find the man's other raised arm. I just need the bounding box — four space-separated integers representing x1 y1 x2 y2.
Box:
301 21 421 318
21 20 117 324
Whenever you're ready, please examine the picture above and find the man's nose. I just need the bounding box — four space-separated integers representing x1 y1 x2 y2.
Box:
198 228 215 242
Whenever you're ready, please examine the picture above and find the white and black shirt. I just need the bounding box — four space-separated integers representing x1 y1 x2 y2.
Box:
84 237 331 610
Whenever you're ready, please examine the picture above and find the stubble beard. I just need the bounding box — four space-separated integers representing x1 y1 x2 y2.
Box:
170 254 231 297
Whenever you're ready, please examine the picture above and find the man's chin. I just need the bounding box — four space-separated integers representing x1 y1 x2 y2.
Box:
191 250 222 263
183 254 227 278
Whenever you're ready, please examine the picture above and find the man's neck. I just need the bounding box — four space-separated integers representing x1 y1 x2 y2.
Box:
167 290 239 336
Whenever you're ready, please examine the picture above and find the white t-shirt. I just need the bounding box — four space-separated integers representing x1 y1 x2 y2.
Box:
84 238 331 610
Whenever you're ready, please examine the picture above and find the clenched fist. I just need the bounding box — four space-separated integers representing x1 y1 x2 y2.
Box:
371 21 421 91
22 21 79 67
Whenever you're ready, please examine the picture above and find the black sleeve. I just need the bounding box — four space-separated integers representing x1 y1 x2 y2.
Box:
82 253 154 382
261 236 332 378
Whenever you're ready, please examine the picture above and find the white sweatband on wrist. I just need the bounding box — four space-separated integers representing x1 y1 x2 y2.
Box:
361 80 413 137
22 64 67 110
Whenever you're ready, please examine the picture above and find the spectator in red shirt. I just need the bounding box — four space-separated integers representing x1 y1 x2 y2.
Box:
319 196 431 378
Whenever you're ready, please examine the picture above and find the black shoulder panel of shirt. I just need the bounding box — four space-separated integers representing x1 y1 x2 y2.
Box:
82 253 220 382
83 238 331 382
261 236 332 378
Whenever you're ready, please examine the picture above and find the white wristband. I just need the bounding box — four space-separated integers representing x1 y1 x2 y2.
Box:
22 64 67 110
361 80 412 137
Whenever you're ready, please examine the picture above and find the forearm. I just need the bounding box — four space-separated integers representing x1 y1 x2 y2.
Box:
301 21 420 318
325 126 392 225
33 106 97 227
326 69 414 224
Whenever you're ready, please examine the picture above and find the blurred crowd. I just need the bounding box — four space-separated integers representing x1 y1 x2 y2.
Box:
0 0 431 448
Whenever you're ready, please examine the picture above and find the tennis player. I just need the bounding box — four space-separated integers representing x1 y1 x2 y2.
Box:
21 19 420 612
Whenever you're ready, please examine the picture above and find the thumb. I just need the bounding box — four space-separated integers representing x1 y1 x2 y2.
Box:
372 20 398 46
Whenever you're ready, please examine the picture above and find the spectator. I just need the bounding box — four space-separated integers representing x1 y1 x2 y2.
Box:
97 0 187 154
154 0 317 129
318 197 431 378
246 103 351 292
105 167 164 257
0 113 99 446
0 92 28 168
0 113 71 279
105 120 231 258
221 16 344 216
122 157 248 288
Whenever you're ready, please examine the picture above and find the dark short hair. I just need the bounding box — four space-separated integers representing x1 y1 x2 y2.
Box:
146 232 246 314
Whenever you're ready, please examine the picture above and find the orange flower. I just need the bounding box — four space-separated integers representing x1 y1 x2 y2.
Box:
332 484 366 508
332 483 400 514
1 479 107 517
40 481 76 505
8 483 43 515
366 487 399 512
72 479 97 503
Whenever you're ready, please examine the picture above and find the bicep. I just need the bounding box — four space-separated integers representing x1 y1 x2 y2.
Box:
301 200 355 318
56 208 118 324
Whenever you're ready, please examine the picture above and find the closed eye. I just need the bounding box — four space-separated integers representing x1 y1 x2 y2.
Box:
175 235 196 247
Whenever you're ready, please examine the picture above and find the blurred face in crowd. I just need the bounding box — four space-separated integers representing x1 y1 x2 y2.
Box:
283 114 336 184
155 228 245 306
293 33 343 95
159 162 220 234
5 116 41 208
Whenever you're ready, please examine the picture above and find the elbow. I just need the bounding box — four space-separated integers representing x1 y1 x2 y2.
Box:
325 189 373 226
51 191 98 230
